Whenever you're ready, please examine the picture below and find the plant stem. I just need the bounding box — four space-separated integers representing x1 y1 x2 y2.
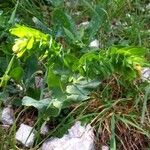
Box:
5 55 15 75
0 55 15 88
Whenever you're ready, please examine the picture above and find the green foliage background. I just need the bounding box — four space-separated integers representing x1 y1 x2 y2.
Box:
0 0 150 149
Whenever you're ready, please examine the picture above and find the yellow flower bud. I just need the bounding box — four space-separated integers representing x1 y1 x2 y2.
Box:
12 38 28 53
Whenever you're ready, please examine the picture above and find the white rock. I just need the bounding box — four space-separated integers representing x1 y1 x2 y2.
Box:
41 121 95 150
73 11 81 16
16 124 35 147
89 39 100 48
16 84 23 91
78 21 89 29
1 106 14 125
80 21 89 26
102 145 109 150
40 123 49 136
141 67 150 82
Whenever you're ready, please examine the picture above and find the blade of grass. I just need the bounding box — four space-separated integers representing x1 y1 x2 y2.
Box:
117 115 150 138
8 0 19 24
141 85 150 124
110 114 116 150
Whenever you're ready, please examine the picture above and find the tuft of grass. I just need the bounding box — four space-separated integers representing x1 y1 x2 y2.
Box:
0 125 16 150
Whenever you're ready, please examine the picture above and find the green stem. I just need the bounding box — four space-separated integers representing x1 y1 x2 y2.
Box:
5 55 15 75
0 55 15 88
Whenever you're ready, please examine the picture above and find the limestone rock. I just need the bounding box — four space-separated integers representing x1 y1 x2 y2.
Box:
41 121 95 150
16 124 35 147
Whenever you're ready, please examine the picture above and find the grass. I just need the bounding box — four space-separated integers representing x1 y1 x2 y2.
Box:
0 0 150 149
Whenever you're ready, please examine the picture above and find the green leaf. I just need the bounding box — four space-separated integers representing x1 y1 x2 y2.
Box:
26 37 34 50
79 52 99 64
82 1 107 41
22 96 49 111
8 0 19 24
22 96 63 117
66 84 90 101
63 27 75 41
53 9 76 36
66 77 100 102
32 17 52 34
0 92 8 102
24 55 38 81
114 47 147 56
45 98 63 117
77 79 100 89
10 24 49 40
63 54 78 70
0 57 7 73
47 67 60 88
9 67 24 81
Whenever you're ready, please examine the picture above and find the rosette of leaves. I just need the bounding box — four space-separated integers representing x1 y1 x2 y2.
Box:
78 46 149 81
108 46 149 81
9 24 54 59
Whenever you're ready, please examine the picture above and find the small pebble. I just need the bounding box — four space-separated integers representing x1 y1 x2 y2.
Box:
141 67 150 82
89 39 100 48
78 21 89 29
102 145 109 150
40 123 49 136
1 106 14 125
